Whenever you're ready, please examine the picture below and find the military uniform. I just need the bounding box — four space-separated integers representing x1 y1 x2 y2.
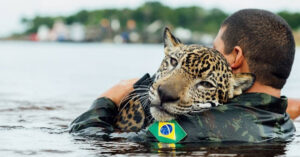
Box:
69 74 295 143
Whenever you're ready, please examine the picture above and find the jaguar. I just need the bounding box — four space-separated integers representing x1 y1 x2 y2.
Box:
115 27 255 132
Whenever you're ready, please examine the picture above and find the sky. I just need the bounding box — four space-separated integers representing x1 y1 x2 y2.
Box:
0 0 300 37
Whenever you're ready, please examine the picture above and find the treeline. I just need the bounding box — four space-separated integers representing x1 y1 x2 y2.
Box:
21 2 300 36
21 2 228 35
278 11 300 30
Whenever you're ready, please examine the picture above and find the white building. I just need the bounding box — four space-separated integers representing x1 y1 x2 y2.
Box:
49 20 69 41
37 25 50 41
69 23 85 42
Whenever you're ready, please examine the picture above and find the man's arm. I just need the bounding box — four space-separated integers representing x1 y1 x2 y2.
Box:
287 98 300 120
69 79 138 133
69 97 117 133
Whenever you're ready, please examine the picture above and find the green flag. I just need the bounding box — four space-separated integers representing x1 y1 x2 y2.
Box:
148 120 187 143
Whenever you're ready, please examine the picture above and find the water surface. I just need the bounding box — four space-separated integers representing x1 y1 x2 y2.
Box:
0 41 299 156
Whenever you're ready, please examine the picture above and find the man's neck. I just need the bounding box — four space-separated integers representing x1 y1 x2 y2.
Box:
246 82 281 98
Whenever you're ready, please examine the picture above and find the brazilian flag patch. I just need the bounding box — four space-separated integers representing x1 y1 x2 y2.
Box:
148 120 187 143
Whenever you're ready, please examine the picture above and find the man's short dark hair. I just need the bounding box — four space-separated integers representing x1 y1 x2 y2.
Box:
221 9 295 89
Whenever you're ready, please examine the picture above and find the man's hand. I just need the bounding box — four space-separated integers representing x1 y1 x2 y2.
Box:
100 78 139 108
287 98 300 120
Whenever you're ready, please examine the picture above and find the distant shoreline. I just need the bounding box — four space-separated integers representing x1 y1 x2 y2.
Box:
2 32 300 47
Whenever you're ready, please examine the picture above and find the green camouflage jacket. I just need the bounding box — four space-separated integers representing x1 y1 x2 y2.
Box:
69 76 295 143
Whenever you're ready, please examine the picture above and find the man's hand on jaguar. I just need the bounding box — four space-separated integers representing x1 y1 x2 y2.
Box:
99 78 138 108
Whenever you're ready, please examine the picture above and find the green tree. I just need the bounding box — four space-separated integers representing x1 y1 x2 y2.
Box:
278 11 300 30
23 16 55 34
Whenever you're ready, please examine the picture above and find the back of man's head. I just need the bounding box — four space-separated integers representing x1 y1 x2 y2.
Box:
221 9 295 89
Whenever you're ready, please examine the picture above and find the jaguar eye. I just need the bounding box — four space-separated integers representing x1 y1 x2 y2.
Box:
170 57 178 67
196 81 215 88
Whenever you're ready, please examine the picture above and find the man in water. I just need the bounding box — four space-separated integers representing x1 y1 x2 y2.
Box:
70 9 298 142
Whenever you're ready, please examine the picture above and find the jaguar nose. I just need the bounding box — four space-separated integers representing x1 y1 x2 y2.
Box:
158 85 179 104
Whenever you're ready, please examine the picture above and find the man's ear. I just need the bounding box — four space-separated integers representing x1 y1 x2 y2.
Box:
232 73 256 96
164 27 181 48
230 46 244 70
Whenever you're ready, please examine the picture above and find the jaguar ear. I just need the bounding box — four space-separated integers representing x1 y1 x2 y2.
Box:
163 27 182 48
232 73 255 96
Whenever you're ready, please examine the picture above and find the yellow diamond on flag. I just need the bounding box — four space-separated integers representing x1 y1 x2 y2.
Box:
149 120 187 143
158 122 176 140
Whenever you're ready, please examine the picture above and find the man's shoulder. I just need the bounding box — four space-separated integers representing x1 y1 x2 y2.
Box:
176 93 295 142
182 92 290 128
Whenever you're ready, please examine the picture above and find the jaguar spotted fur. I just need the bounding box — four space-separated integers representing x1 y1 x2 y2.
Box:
115 27 255 131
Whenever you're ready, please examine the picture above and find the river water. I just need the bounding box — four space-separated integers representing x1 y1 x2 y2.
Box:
0 41 299 156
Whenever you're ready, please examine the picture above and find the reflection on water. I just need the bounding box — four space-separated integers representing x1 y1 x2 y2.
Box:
84 140 290 156
0 41 299 156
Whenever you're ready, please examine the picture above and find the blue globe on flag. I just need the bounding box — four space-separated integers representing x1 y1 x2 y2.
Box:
160 124 173 135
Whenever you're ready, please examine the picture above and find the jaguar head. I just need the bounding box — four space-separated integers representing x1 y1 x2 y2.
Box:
148 27 255 121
